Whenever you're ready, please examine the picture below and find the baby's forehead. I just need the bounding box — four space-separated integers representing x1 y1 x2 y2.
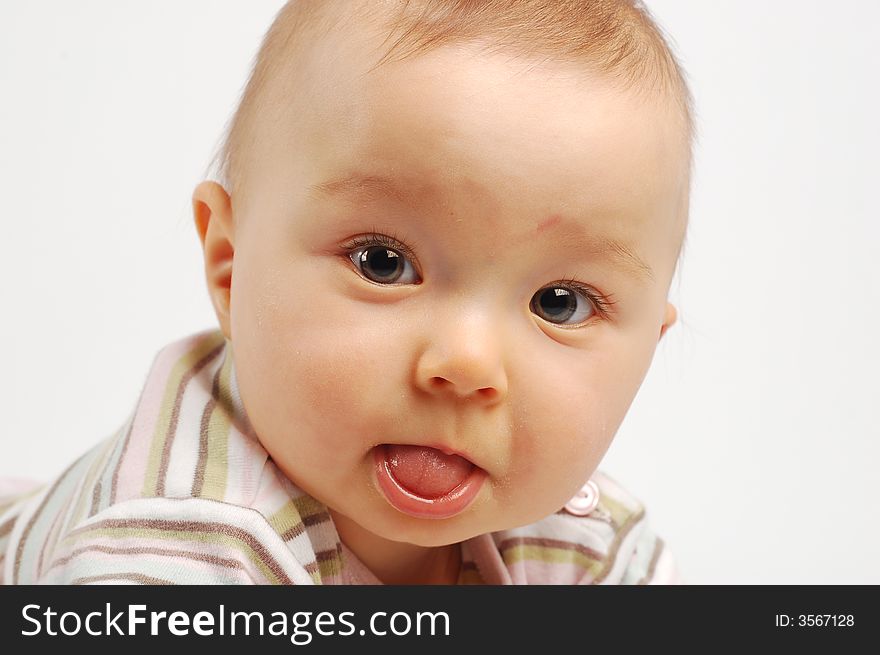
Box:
224 0 693 187
309 45 684 203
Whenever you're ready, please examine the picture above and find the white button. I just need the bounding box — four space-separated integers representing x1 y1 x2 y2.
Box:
563 479 600 516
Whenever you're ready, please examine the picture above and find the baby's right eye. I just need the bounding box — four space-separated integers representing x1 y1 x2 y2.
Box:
346 235 421 285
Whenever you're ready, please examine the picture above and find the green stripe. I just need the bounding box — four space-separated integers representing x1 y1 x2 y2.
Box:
266 502 321 583
67 435 119 527
597 491 639 529
267 501 305 538
502 543 605 574
199 351 234 500
291 494 327 520
102 413 136 507
317 548 344 580
142 333 225 497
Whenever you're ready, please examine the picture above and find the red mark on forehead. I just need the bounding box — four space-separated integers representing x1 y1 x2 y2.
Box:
536 214 562 234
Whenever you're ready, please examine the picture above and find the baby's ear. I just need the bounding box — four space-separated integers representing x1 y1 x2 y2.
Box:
192 181 232 246
192 181 235 339
659 302 677 341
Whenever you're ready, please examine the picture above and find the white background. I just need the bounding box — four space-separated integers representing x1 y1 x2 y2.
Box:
1 1 878 584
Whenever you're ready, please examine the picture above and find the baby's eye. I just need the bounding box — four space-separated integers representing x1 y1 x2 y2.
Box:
348 244 421 285
530 284 598 326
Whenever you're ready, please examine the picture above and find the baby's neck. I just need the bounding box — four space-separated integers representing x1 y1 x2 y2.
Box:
329 510 462 585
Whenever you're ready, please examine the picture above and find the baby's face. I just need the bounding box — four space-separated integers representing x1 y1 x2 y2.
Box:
202 35 688 549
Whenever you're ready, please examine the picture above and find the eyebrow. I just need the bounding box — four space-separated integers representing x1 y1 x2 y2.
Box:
580 235 655 283
309 172 655 283
309 172 429 207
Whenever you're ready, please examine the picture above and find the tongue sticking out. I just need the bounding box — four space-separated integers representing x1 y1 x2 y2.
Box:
385 445 474 499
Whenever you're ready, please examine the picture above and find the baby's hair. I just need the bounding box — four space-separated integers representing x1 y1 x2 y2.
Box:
205 0 695 219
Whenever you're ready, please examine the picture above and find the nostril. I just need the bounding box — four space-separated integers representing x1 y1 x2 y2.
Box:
428 379 497 400
477 387 497 401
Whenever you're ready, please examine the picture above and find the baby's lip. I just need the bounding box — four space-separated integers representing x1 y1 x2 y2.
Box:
373 445 488 519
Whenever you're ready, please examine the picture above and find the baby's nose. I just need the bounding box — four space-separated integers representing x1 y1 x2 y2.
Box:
413 310 508 403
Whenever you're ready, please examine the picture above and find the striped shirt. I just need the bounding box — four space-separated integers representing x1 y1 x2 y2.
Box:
0 329 680 585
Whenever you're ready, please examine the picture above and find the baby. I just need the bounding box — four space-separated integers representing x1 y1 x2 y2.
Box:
1 0 693 585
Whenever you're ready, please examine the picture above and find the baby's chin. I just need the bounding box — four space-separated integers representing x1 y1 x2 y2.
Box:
354 497 545 549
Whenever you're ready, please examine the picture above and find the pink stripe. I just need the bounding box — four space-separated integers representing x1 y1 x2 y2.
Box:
521 560 599 584
0 478 42 498
114 333 213 502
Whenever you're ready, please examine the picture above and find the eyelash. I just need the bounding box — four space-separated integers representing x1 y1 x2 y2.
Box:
340 230 617 321
553 276 617 320
344 230 420 271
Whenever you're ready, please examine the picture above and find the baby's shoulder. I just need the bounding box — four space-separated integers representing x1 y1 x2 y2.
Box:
10 490 321 584
4 434 325 584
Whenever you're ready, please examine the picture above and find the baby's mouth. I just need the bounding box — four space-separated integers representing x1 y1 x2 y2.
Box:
372 444 487 519
383 444 475 498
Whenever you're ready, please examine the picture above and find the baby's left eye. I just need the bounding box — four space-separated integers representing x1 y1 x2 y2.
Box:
530 285 597 326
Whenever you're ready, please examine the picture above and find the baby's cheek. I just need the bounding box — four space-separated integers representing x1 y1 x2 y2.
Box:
509 369 612 493
285 317 404 440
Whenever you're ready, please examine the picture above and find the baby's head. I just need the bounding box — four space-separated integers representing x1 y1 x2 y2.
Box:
193 0 694 552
